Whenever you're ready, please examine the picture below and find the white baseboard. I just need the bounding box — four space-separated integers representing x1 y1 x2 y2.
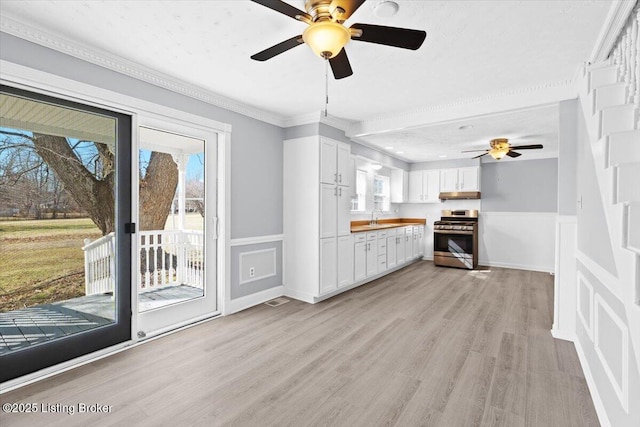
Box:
550 328 575 342
574 335 612 427
478 259 554 273
226 286 284 314
283 287 316 304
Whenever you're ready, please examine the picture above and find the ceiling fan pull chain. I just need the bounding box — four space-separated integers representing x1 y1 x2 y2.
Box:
324 58 329 117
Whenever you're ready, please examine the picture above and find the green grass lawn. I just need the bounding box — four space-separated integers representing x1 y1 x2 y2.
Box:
0 218 101 294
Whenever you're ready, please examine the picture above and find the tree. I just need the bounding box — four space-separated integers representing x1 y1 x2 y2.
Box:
1 130 178 234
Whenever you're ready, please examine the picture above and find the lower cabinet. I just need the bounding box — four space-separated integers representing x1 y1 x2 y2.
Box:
337 235 353 288
387 229 397 268
354 234 366 281
366 232 378 277
396 229 406 264
320 237 337 295
377 230 387 273
404 227 414 261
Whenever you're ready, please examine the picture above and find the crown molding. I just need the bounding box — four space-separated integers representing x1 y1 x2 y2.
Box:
346 78 576 137
0 15 287 127
589 0 638 63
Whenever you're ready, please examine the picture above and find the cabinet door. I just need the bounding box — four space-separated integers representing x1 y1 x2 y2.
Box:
336 143 350 187
366 239 377 277
337 186 351 236
320 237 337 294
424 170 440 202
459 167 479 191
408 171 423 202
320 183 337 238
396 233 405 264
387 236 397 268
414 227 424 257
354 241 366 281
440 168 458 192
337 235 353 288
320 139 337 184
405 228 414 260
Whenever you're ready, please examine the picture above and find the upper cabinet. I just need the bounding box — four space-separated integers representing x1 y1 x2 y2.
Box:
320 138 350 187
440 167 480 192
390 169 408 203
408 170 440 203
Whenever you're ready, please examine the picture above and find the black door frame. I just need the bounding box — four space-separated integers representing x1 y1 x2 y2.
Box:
0 85 132 383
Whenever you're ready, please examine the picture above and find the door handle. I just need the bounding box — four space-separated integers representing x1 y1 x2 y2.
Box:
334 187 338 196
339 187 342 196
338 173 342 183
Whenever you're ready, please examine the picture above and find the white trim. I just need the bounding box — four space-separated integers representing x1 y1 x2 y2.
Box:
0 16 285 127
550 329 575 342
574 335 613 427
588 0 638 63
230 234 284 247
577 271 595 341
478 211 558 218
594 294 630 412
239 248 277 285
226 286 285 314
576 250 623 301
477 259 555 273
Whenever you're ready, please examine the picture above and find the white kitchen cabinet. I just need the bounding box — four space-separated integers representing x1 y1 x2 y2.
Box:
320 237 337 295
284 136 353 303
390 169 408 203
396 229 406 264
386 228 397 268
414 226 424 258
404 227 414 260
320 138 350 186
337 235 353 288
353 234 366 282
408 170 440 202
440 167 480 192
366 232 378 277
320 183 337 238
377 230 387 273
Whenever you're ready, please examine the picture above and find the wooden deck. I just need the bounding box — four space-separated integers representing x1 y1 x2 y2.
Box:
0 285 202 354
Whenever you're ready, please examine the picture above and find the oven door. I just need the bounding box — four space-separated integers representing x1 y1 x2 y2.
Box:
433 230 474 269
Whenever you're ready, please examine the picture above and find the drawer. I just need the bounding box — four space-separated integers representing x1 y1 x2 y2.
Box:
378 257 387 270
354 233 366 243
377 239 387 250
366 232 378 241
377 230 387 239
413 226 423 234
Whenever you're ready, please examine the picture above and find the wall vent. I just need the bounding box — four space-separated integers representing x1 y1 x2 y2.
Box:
264 297 290 307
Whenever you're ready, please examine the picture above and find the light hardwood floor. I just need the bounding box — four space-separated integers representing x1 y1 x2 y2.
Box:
0 262 599 426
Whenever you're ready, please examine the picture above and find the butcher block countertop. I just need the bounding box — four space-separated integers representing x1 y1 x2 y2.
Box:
350 218 426 233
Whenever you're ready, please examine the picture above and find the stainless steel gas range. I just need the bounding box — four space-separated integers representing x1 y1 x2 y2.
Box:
433 209 478 270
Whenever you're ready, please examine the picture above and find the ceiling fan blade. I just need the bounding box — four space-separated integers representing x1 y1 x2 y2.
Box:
506 151 522 158
251 35 304 61
461 149 490 153
250 0 312 21
509 144 543 150
350 23 427 50
472 152 489 159
329 48 353 79
330 0 366 21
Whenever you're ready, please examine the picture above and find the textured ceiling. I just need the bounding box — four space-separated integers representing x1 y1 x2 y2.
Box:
0 0 613 162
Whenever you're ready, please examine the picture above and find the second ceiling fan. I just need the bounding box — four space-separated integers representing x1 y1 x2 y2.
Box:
250 0 427 79
462 138 544 160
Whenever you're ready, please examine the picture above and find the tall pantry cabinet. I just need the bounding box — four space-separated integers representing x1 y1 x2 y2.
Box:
284 136 353 303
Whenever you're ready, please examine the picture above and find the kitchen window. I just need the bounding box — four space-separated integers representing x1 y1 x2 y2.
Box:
374 175 390 212
351 169 367 212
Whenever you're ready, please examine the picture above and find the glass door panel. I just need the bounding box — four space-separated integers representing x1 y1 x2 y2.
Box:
0 85 132 382
136 125 217 338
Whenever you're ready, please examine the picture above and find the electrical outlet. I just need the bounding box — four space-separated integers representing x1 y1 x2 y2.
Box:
249 267 255 278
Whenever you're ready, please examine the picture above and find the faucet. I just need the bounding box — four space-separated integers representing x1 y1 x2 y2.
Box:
370 208 382 225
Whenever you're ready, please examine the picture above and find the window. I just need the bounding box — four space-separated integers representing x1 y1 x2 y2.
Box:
374 175 390 212
351 169 367 212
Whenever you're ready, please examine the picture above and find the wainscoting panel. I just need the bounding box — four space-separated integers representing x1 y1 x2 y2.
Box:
577 271 595 341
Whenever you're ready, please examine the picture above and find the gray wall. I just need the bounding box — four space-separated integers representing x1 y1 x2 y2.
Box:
558 99 578 215
0 32 284 299
230 241 282 299
480 158 559 212
410 158 480 171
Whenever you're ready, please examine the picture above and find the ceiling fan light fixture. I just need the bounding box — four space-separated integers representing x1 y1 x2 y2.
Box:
489 148 509 160
302 20 351 59
489 138 510 160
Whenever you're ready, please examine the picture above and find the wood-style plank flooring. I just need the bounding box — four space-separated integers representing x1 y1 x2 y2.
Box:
0 262 599 426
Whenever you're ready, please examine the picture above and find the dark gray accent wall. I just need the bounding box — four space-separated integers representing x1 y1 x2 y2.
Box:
0 32 283 240
558 99 578 215
480 158 558 212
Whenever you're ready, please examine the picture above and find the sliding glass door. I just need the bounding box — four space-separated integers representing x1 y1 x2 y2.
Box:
0 85 132 382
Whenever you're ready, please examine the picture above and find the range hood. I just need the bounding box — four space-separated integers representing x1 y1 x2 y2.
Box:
439 191 481 200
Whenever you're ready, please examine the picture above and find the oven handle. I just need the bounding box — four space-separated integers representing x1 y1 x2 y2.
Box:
433 230 474 235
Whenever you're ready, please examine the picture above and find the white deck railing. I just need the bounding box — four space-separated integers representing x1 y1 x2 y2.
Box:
83 229 204 296
83 232 115 296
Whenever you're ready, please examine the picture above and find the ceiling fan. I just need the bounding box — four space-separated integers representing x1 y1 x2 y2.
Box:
250 0 427 79
462 138 544 160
